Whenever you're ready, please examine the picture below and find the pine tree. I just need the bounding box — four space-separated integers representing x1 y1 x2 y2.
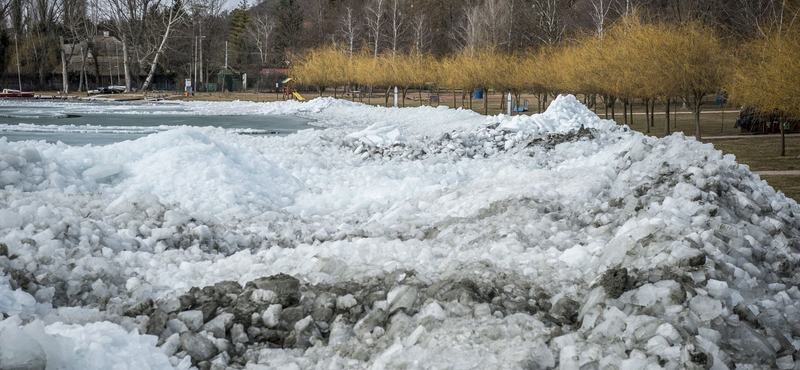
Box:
228 0 252 66
275 0 303 60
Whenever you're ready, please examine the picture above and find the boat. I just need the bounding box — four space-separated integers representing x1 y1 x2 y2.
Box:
0 89 34 98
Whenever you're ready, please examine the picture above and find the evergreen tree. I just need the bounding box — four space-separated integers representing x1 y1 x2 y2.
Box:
274 0 302 60
228 0 252 66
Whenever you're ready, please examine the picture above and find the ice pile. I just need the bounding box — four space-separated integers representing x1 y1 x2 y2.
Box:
1 94 800 369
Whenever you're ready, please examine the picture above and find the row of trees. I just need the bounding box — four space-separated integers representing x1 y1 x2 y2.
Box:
295 13 798 146
1 0 797 92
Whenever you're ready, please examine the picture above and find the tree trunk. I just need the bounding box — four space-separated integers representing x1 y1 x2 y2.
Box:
60 36 68 94
781 119 786 156
122 40 131 92
650 100 655 130
483 89 488 115
610 96 615 120
140 19 175 92
694 96 702 139
91 43 102 88
629 99 633 127
623 99 628 126
645 99 650 133
78 45 88 92
665 98 671 136
453 89 456 107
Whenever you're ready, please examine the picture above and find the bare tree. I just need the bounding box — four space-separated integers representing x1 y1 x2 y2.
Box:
247 11 275 65
454 4 483 49
411 12 430 52
365 0 385 57
482 0 511 47
588 0 617 39
388 0 405 58
338 6 359 58
531 0 566 45
140 0 185 91
104 0 161 92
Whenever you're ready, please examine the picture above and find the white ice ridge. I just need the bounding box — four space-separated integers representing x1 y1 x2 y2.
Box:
1 94 799 369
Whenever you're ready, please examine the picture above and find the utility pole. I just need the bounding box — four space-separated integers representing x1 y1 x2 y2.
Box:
194 35 198 90
199 37 204 91
106 40 113 87
115 42 120 84
194 35 205 92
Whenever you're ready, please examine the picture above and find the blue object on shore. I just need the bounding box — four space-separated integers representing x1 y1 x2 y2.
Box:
474 90 483 99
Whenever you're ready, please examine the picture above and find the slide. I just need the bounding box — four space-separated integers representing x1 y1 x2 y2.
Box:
292 92 306 102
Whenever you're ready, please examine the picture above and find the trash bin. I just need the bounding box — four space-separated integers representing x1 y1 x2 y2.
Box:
474 89 483 99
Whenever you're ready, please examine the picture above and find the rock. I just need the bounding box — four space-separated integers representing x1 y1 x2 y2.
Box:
599 268 628 299
0 243 7 257
146 309 168 335
124 298 154 317
178 310 205 331
311 306 333 323
202 313 234 338
550 296 580 326
246 274 301 306
213 281 242 305
178 294 195 311
199 302 219 323
180 332 219 362
262 304 282 328
231 299 259 325
280 306 305 331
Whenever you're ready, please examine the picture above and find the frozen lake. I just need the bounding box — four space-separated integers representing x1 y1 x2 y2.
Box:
0 99 312 145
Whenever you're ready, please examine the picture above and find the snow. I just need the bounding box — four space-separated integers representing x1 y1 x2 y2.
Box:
2 94 800 369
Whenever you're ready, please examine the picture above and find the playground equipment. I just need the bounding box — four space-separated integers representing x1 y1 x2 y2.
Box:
281 77 306 101
512 98 530 113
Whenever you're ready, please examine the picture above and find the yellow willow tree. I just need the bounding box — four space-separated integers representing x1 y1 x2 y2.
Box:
645 22 685 136
352 50 384 105
667 21 732 139
440 55 468 108
293 46 344 97
512 48 550 111
609 15 670 133
729 25 800 156
600 24 640 126
445 51 481 110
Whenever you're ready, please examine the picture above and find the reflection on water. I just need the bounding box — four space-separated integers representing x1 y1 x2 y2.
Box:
0 100 311 146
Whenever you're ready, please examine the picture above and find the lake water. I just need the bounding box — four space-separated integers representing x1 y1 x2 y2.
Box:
0 100 312 146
